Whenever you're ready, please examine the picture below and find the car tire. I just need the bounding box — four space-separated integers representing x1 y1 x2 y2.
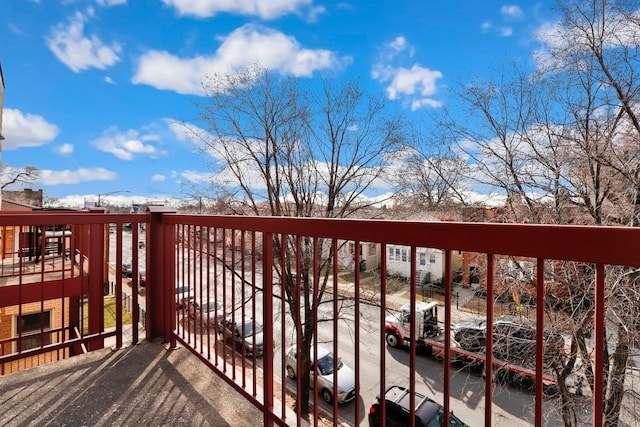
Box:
321 388 333 404
286 366 296 379
386 332 400 348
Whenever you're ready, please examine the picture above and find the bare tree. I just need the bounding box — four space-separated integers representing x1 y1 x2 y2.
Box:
536 2 640 424
435 49 640 424
188 66 405 416
391 129 471 209
1 165 39 190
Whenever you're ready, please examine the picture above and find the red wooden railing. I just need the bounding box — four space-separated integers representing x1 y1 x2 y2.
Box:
2 210 639 426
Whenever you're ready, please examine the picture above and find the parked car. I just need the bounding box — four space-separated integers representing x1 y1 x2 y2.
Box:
368 385 468 427
188 299 223 324
218 316 264 356
285 345 356 404
175 286 193 310
122 263 133 278
453 316 565 366
139 270 146 287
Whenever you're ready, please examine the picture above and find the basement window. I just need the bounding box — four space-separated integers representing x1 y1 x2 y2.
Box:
16 311 52 351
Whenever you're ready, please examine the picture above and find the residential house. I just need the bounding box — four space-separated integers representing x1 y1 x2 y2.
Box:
384 213 448 285
0 195 81 374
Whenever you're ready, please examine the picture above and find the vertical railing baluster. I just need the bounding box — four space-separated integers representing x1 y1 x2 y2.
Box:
262 231 275 427
593 263 605 427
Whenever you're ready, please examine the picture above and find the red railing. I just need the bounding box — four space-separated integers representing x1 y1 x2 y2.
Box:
156 214 640 427
2 210 639 426
0 211 146 374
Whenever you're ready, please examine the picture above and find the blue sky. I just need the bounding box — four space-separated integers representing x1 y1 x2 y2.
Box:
0 1 556 208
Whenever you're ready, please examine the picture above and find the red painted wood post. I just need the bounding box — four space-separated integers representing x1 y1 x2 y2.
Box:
87 208 105 351
146 206 176 343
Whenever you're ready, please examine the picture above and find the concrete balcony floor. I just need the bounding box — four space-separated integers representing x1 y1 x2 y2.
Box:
1 339 261 426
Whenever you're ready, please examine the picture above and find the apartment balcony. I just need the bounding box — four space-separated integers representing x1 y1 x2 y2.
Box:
1 208 638 426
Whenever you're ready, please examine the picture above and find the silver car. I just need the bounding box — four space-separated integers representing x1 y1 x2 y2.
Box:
218 316 264 356
285 345 356 404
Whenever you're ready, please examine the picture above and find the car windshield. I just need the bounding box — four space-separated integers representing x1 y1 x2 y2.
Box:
317 352 343 376
428 407 466 427
238 321 262 337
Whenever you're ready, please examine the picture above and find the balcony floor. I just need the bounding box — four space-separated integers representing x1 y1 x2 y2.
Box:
1 339 261 426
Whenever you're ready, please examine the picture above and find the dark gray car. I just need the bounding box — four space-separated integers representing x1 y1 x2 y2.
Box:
368 385 468 427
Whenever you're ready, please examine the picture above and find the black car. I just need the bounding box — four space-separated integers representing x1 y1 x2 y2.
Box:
369 385 468 427
122 263 133 278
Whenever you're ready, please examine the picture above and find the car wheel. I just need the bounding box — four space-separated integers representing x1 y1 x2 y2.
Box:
286 366 296 379
321 388 333 404
386 332 400 348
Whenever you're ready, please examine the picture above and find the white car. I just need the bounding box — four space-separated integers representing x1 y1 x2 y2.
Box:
285 345 356 404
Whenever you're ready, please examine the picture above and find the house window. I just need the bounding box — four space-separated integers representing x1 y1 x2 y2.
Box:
395 248 401 261
430 254 437 264
17 311 52 351
389 247 395 261
401 249 408 262
419 253 426 266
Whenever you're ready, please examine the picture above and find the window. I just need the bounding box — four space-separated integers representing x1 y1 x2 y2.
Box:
430 254 437 264
389 246 409 262
419 253 426 266
17 311 52 351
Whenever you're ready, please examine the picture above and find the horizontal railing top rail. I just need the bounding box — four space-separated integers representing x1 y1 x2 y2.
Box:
0 211 148 226
164 214 640 267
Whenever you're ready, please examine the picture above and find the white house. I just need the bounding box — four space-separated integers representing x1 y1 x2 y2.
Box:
385 213 445 285
386 245 444 285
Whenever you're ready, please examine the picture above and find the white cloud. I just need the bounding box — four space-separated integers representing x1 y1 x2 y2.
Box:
2 109 59 150
8 24 23 35
165 119 198 141
38 167 117 185
501 5 523 20
46 8 121 73
501 26 513 37
56 143 74 154
162 0 313 20
390 36 408 52
105 76 114 84
481 21 491 32
91 126 166 160
151 174 166 182
181 170 211 183
385 65 442 100
372 38 441 110
411 98 443 110
96 0 127 5
132 24 348 95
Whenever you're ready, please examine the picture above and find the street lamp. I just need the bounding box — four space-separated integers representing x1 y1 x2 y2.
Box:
96 190 130 207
